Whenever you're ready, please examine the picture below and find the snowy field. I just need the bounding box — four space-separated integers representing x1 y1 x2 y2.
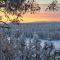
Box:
26 38 60 49
40 39 60 49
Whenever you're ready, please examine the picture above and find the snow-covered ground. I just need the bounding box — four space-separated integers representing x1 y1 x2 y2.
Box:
26 38 60 49
41 39 60 49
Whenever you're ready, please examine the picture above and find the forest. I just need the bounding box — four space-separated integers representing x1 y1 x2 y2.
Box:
0 22 60 60
0 0 60 60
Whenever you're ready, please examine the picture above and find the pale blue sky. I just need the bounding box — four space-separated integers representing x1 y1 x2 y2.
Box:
35 0 60 4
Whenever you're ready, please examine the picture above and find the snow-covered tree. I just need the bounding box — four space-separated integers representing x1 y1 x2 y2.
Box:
32 32 42 60
42 41 56 60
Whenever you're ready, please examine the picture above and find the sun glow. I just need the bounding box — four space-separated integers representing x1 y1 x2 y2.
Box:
0 10 60 23
22 17 48 23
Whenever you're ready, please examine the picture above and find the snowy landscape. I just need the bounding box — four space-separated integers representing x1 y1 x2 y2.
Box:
0 22 60 60
0 0 60 60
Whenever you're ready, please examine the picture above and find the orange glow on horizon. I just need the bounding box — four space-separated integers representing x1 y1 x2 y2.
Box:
0 11 60 23
22 12 60 23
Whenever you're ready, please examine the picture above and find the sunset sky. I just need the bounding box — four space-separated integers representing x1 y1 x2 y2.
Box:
22 12 60 23
0 11 60 23
0 0 60 23
22 0 60 23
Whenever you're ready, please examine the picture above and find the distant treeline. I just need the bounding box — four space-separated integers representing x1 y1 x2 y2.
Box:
0 22 60 40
